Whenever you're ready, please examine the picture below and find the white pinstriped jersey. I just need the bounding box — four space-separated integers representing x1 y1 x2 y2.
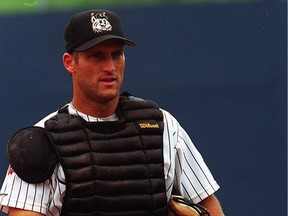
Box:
0 103 220 215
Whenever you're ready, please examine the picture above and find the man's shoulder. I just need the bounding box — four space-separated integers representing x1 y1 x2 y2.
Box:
34 111 59 127
160 108 182 129
159 108 175 120
34 104 71 127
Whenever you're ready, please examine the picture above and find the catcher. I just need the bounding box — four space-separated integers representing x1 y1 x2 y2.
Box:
0 9 224 216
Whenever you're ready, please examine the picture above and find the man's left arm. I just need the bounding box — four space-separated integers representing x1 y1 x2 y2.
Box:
198 195 224 216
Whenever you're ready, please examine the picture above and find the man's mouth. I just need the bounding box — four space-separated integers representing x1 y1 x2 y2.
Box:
100 77 117 84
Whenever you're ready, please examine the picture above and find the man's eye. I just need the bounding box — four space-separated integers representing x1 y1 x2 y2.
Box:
92 53 101 58
113 52 123 58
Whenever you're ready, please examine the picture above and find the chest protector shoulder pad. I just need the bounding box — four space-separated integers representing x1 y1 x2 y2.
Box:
7 126 57 183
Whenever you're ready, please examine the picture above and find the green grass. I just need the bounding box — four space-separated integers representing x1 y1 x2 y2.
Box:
0 0 278 15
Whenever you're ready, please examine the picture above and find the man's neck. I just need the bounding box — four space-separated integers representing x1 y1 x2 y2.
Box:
71 96 119 118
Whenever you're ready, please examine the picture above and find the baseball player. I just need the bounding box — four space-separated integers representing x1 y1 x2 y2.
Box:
0 9 224 216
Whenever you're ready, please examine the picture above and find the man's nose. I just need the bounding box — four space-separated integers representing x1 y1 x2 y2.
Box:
103 56 116 72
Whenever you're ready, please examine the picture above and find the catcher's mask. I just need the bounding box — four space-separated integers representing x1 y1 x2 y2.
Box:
168 195 210 216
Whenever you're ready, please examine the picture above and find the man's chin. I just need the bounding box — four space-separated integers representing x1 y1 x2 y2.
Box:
97 91 120 103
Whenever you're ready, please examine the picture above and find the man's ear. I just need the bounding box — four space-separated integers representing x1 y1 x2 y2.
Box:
62 53 75 74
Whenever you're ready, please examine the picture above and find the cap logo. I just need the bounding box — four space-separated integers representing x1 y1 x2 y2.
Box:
91 12 112 33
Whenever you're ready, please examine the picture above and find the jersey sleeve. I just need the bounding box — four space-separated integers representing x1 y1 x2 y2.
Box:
161 109 220 204
0 110 64 215
0 164 65 215
0 166 51 214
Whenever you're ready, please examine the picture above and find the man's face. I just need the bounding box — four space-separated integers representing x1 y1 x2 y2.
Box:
71 39 125 105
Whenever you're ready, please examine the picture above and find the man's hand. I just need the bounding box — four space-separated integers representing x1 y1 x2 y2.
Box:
198 195 224 216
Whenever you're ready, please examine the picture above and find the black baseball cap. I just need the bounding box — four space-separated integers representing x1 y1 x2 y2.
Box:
64 9 135 53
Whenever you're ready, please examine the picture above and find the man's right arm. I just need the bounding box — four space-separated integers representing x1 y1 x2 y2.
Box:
9 207 44 216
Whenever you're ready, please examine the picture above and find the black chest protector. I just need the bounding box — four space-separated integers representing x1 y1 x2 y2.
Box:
45 93 168 216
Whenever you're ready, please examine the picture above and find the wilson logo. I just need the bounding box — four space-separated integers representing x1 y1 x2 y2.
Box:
139 122 159 129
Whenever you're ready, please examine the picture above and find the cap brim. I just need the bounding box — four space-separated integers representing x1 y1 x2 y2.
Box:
74 35 135 52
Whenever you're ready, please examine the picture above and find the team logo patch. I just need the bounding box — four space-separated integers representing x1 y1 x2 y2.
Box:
91 12 112 33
